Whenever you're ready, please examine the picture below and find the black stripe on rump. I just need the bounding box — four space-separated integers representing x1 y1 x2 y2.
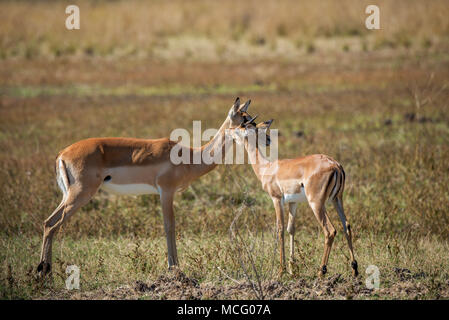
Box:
327 170 338 199
333 169 344 200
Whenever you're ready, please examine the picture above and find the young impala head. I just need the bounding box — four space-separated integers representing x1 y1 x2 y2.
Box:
230 117 273 147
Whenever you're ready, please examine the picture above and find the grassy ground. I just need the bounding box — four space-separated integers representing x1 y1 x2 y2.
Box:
1 0 449 299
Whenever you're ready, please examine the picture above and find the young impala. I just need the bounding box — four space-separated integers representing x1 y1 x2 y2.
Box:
37 98 254 277
230 116 358 277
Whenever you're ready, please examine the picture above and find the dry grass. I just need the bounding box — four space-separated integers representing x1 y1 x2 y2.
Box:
1 0 449 60
1 0 449 300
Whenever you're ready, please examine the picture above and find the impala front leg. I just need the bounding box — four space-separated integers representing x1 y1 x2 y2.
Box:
160 189 178 268
272 197 286 274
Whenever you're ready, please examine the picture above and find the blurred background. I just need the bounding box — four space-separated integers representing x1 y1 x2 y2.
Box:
1 0 448 299
1 0 449 61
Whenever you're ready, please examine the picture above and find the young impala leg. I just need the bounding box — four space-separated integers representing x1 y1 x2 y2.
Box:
272 197 286 274
309 201 336 278
37 185 96 277
333 196 358 276
287 202 297 274
160 189 178 268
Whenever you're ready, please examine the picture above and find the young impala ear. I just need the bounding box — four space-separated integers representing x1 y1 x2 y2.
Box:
232 97 240 114
239 99 251 113
256 119 274 129
244 114 258 127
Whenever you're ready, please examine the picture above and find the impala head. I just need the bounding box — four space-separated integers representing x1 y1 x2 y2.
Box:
227 97 254 128
231 117 274 147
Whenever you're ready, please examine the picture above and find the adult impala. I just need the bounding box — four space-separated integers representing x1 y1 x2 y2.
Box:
37 98 254 277
230 117 358 277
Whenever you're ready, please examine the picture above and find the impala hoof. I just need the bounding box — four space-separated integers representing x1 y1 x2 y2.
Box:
37 261 51 277
168 265 180 272
288 260 294 275
351 260 359 277
318 265 327 278
277 267 286 278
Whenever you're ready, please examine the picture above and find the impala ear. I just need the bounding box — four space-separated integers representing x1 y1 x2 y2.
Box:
244 114 258 127
239 99 251 112
232 97 240 114
256 119 273 129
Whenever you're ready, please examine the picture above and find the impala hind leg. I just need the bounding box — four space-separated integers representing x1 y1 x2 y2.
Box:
287 202 297 274
37 186 97 278
272 197 286 274
37 200 66 276
309 201 336 278
333 196 358 277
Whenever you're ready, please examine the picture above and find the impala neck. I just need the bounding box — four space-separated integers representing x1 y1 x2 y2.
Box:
243 135 272 181
190 118 230 177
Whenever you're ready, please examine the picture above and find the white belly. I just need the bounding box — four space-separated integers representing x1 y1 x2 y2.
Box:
283 188 308 203
101 182 160 196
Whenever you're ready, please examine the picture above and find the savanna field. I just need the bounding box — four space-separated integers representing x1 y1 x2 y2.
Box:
1 0 449 299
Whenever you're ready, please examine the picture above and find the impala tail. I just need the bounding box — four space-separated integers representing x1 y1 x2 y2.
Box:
56 157 71 198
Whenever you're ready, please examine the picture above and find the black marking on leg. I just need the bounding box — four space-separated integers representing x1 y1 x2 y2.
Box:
322 265 327 275
351 260 359 276
104 175 111 182
37 262 51 274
